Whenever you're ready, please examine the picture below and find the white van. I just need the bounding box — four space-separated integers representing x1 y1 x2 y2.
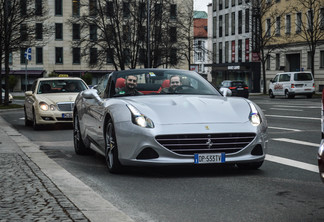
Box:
268 72 315 98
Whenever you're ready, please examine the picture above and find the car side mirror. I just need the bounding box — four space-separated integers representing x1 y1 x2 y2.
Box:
220 88 232 97
25 91 32 96
82 89 103 103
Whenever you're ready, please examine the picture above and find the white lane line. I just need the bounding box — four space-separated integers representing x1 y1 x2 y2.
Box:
268 127 301 132
273 105 320 109
265 114 321 120
272 138 319 147
270 108 303 111
265 154 318 173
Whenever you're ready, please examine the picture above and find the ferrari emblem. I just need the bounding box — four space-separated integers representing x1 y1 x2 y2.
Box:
205 126 210 130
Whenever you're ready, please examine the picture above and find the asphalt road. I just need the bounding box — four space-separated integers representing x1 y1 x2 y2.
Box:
1 95 323 222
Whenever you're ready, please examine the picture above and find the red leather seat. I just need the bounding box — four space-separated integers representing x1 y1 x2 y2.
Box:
116 78 125 89
157 79 170 93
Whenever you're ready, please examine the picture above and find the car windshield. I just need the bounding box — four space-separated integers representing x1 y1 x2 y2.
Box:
231 81 247 87
37 79 88 94
112 69 221 96
294 73 313 81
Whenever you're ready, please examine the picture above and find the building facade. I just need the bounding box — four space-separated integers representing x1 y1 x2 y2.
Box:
3 0 192 91
209 0 261 92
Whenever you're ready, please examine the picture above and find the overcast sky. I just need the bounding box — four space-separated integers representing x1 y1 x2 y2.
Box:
194 0 211 12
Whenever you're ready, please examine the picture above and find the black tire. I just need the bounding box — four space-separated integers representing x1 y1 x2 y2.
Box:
285 90 293 99
237 161 264 170
105 120 123 173
24 108 32 127
269 90 275 98
73 113 89 155
32 110 40 130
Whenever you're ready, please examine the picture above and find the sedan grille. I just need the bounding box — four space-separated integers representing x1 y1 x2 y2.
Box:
57 102 74 111
155 133 256 155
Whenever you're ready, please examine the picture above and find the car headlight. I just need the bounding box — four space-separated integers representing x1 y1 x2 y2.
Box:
127 104 154 128
248 102 261 126
39 102 49 111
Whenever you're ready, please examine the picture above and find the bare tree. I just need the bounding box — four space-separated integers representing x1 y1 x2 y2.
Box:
251 0 290 94
0 0 50 105
290 0 324 78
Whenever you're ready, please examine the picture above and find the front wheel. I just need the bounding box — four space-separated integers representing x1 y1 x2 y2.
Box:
269 90 275 98
105 120 123 173
24 108 32 126
285 90 293 99
32 110 40 130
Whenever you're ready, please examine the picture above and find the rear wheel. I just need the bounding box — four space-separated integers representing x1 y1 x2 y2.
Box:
105 120 123 173
237 161 264 170
73 113 90 155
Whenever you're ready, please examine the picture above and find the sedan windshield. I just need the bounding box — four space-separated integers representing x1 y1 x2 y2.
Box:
37 80 88 94
112 69 220 96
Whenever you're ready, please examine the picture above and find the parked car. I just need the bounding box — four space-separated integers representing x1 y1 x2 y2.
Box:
268 72 315 99
1 89 13 103
24 77 88 130
219 80 249 98
318 89 324 183
73 69 268 173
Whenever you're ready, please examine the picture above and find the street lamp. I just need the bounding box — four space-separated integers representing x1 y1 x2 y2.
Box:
147 0 151 68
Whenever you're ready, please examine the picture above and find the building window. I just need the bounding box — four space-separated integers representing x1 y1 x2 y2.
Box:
35 23 43 40
20 24 27 41
20 0 27 16
73 48 81 64
238 40 242 62
219 0 223 10
232 0 236 6
225 41 229 63
155 3 162 20
170 4 177 20
73 24 80 40
170 48 177 65
307 10 313 31
72 0 80 16
20 48 27 64
225 0 229 8
213 43 217 63
55 0 62 16
296 12 302 33
320 51 324 68
307 51 311 69
238 0 242 4
36 47 43 64
276 53 280 70
107 48 114 64
320 8 324 30
35 0 42 16
90 24 97 41
225 14 229 36
276 16 281 36
55 23 63 40
231 12 235 35
219 42 223 63
106 1 114 17
266 55 270 70
89 0 97 16
213 17 217 38
213 0 217 11
169 27 177 43
55 47 63 64
245 9 250 33
238 11 242 34
123 2 130 18
90 48 98 64
219 15 223 37
286 14 291 34
138 48 146 64
266 18 271 37
9 52 12 65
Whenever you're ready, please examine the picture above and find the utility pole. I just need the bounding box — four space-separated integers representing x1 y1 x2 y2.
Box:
147 0 151 68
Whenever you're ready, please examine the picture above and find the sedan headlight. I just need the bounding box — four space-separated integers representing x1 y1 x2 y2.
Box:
127 104 154 128
248 102 261 126
39 102 56 111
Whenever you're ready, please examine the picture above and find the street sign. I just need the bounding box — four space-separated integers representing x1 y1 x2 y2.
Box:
24 48 32 61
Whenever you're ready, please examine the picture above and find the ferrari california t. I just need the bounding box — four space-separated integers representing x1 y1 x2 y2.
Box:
73 69 268 173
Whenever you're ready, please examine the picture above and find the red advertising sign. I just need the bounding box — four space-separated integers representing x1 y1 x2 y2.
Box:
231 41 235 63
252 52 260 62
245 39 250 62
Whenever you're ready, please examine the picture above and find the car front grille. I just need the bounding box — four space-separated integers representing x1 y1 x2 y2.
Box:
155 133 256 155
57 102 74 111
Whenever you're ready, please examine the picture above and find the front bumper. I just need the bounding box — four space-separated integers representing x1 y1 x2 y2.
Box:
35 109 73 125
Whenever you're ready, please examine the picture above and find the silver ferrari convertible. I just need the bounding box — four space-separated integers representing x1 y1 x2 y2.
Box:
73 69 268 173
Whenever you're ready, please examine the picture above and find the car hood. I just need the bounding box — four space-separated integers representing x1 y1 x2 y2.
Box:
123 95 251 125
36 93 78 104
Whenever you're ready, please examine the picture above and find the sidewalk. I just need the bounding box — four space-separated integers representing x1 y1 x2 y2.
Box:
0 116 134 222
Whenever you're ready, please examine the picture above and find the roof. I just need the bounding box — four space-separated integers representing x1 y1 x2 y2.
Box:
194 11 208 19
194 19 208 38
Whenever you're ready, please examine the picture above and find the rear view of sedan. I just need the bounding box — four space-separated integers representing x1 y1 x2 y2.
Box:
220 80 249 98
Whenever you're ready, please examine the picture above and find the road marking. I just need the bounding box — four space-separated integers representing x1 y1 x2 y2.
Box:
272 138 319 147
265 154 318 173
268 126 301 132
273 105 320 109
265 114 320 120
270 108 303 111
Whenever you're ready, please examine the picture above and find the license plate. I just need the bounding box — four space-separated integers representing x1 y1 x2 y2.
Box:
237 88 243 90
194 153 225 164
304 89 311 91
62 113 72 118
